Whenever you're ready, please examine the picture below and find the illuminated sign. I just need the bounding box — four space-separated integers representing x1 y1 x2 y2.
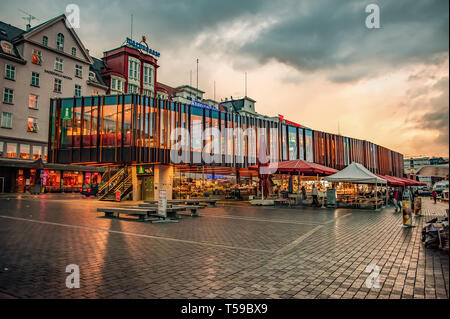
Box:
126 37 160 57
191 100 216 111
137 165 154 175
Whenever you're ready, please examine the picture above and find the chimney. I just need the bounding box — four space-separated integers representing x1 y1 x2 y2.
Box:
26 24 31 31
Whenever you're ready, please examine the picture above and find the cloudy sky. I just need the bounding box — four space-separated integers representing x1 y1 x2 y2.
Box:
1 0 448 157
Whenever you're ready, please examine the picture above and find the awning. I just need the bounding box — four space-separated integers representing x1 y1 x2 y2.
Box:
376 174 405 186
324 162 387 184
249 160 338 176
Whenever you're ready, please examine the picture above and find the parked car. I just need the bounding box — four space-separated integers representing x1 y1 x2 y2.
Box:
81 184 99 197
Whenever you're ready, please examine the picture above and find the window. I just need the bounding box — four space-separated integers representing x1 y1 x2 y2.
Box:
54 79 62 93
143 89 152 96
128 84 139 94
6 143 17 158
27 117 39 133
19 144 30 159
143 65 152 84
31 49 42 65
55 57 63 72
32 146 42 159
56 33 64 51
75 65 82 78
1 112 12 128
111 78 117 90
5 64 15 80
31 72 40 87
128 59 140 80
29 94 38 109
43 146 48 162
72 47 76 56
42 36 48 46
3 88 14 104
74 84 81 97
89 71 96 81
0 141 3 157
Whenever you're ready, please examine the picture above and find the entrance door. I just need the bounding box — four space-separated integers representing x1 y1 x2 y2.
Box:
141 177 154 201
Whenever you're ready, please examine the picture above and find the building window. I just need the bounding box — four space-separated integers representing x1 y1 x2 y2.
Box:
128 60 140 80
3 88 14 104
143 89 152 96
54 79 62 93
5 64 15 80
31 72 40 87
56 33 64 51
74 84 81 97
89 71 96 81
19 144 30 159
31 49 42 65
27 117 39 133
111 78 117 90
143 65 152 84
75 65 82 78
0 141 3 157
55 57 63 72
128 83 139 94
29 94 38 109
42 36 48 46
1 112 12 128
6 143 17 158
32 146 42 159
72 47 76 57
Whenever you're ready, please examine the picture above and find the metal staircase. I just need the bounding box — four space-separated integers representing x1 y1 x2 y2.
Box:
98 167 133 201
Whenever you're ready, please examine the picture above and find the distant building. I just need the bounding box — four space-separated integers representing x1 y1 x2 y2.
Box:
404 156 449 175
416 164 449 188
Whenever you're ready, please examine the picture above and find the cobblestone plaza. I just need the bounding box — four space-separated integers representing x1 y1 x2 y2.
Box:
0 195 447 299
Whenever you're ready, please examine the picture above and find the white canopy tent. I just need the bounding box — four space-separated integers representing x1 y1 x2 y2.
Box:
324 162 387 209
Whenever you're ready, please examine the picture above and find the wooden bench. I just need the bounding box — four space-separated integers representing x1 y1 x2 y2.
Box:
139 203 205 217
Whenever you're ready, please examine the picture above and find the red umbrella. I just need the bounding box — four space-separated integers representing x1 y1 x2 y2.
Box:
265 159 339 176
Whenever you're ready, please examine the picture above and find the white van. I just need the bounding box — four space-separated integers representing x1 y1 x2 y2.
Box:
433 180 449 194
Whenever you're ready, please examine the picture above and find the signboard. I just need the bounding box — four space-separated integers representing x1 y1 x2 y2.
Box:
326 189 337 206
414 197 422 217
191 100 217 111
402 200 413 227
126 37 160 57
137 165 154 175
62 106 72 120
158 189 167 217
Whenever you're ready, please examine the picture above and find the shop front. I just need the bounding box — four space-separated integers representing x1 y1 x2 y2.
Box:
136 165 155 201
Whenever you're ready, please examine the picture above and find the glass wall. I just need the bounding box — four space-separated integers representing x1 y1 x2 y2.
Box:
288 126 297 160
305 129 313 163
298 128 304 160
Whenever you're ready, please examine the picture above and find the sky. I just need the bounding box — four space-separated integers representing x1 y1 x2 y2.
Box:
1 0 448 158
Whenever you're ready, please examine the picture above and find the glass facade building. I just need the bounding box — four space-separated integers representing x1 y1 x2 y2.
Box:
49 94 404 177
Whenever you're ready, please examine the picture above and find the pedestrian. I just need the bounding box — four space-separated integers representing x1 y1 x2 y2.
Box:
311 184 319 207
301 186 306 200
432 190 437 204
393 188 400 213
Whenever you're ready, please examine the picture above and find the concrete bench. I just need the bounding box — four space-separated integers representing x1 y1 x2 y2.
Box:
139 203 205 217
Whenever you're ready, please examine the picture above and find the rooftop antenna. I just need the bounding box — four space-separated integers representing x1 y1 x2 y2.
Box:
19 9 39 31
196 59 199 98
130 14 133 40
245 72 247 97
190 70 192 99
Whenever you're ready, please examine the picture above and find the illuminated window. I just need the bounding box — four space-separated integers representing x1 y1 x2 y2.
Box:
19 144 30 159
3 88 13 104
32 146 42 159
42 36 48 46
56 33 64 51
29 94 38 109
5 64 15 80
31 49 42 65
6 143 17 158
54 79 62 93
31 72 40 87
55 57 63 72
1 112 12 128
27 117 39 133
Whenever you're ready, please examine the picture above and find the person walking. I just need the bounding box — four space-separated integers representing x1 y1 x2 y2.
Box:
393 188 401 213
311 184 319 207
301 186 307 201
432 190 437 204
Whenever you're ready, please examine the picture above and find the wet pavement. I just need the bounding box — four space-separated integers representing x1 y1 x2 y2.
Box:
0 194 448 299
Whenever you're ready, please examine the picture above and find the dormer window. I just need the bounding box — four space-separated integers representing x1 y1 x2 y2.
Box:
56 33 64 51
42 36 48 46
89 71 96 81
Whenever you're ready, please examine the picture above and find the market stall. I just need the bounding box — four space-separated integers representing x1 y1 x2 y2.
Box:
324 162 387 209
